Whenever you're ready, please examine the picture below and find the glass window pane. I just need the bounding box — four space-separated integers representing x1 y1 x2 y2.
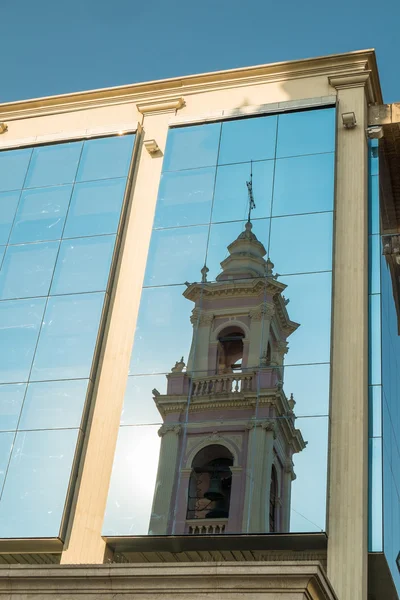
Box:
272 154 334 216
102 425 161 536
218 115 277 165
369 437 383 551
369 235 381 295
369 385 382 438
31 292 105 381
9 186 73 244
0 433 14 492
280 272 332 365
143 225 208 287
154 168 215 229
129 286 194 376
0 192 20 245
163 124 221 172
63 179 126 238
0 242 59 300
0 148 32 192
18 379 89 430
369 175 379 235
25 142 82 188
276 108 335 158
282 363 330 417
369 294 381 385
269 212 333 275
207 219 269 282
0 429 79 538
0 384 26 431
76 135 134 182
121 375 166 426
0 298 46 384
50 235 115 295
212 161 273 223
290 416 328 532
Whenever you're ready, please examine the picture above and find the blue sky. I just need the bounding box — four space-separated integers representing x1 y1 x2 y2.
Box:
1 0 399 103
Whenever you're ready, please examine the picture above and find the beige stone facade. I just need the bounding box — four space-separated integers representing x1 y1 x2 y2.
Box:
0 50 391 600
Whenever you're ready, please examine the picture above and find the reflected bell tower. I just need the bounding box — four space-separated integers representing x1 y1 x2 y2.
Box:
149 178 305 536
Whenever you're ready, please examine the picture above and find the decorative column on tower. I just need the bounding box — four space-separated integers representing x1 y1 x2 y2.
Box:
148 218 306 536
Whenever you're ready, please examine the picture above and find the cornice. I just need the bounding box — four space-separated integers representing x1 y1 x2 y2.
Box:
328 71 376 104
184 278 285 303
137 97 185 115
0 50 381 122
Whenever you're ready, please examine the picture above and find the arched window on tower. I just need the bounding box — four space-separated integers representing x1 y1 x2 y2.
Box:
269 465 278 532
217 327 244 374
187 444 233 525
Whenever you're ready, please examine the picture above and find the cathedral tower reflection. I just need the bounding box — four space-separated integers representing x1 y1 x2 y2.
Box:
149 220 305 535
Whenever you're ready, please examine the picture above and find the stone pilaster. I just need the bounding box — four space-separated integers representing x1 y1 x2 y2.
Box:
247 303 275 368
327 72 370 600
242 419 276 532
148 425 182 535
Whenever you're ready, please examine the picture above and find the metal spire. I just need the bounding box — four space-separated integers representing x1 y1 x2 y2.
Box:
246 160 256 222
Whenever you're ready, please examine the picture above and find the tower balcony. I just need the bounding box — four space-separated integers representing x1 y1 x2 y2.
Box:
191 373 255 396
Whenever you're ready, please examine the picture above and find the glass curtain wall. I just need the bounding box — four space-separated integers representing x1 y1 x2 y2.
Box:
0 133 135 539
104 108 335 537
369 135 400 594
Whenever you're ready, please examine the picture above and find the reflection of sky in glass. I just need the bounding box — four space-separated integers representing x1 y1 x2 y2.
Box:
163 123 221 171
212 161 273 223
283 363 330 416
290 416 328 532
154 168 215 229
103 425 161 536
0 135 135 539
0 429 80 538
31 292 105 381
280 272 332 365
0 192 20 245
50 235 116 295
10 186 73 244
0 298 46 384
0 384 26 431
144 226 209 287
18 379 89 430
276 108 335 158
25 143 83 188
218 115 277 164
121 375 166 425
269 212 333 275
0 148 32 193
0 242 59 300
272 153 334 216
129 286 195 375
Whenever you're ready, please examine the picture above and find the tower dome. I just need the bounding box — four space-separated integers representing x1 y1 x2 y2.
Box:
216 221 268 281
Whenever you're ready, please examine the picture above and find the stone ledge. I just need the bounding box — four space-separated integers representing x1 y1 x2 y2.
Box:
0 561 337 600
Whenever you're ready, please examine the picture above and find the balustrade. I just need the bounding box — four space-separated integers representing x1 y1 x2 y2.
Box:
191 373 254 396
186 519 227 535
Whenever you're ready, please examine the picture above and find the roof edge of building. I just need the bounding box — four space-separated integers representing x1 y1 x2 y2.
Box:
0 49 382 121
